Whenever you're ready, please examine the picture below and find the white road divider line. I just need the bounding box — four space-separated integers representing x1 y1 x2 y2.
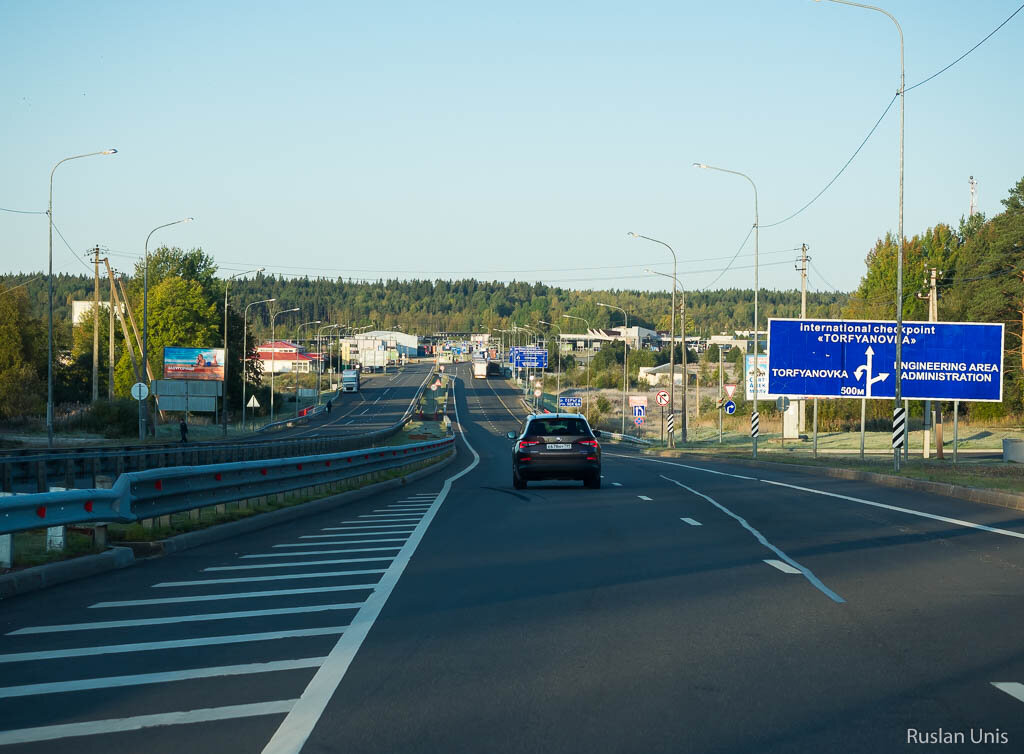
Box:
274 539 408 547
609 454 756 480
208 557 394 571
637 495 653 501
154 569 387 588
8 604 365 636
0 657 325 699
300 532 412 538
661 475 845 604
992 682 1024 704
0 700 298 746
263 368 481 754
320 525 417 532
761 479 1024 541
763 559 802 574
0 627 348 664
359 513 423 518
245 547 401 558
680 518 702 526
612 482 622 487
90 583 377 608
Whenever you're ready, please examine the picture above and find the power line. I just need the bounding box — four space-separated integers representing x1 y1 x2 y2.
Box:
50 222 96 274
0 206 46 215
698 226 754 292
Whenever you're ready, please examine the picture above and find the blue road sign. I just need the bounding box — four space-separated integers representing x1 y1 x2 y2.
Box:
767 318 1004 401
558 396 583 408
632 405 646 418
513 348 548 369
724 400 736 415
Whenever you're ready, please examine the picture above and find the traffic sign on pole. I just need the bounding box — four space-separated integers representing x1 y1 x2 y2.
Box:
655 390 670 406
131 382 149 401
724 383 737 399
558 396 583 408
724 400 736 415
632 405 646 418
634 416 644 426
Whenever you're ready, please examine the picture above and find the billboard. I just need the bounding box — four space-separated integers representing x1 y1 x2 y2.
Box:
163 347 225 381
744 354 775 400
766 318 1004 402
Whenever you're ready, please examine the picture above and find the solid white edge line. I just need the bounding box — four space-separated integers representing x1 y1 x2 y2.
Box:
0 657 325 699
761 479 1024 540
608 453 756 480
0 700 298 746
763 559 801 574
661 475 845 604
0 627 347 664
263 364 481 754
992 682 1024 704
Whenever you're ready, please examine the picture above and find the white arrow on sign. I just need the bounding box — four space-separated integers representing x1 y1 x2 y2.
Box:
853 346 890 397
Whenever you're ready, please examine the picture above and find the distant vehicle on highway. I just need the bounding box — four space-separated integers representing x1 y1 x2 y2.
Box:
341 369 360 392
472 359 488 379
507 413 602 489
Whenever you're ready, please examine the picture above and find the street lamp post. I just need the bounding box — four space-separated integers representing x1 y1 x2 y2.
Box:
538 321 563 406
631 233 682 445
317 324 340 402
816 0 905 470
644 266 688 444
141 217 194 441
694 162 760 458
241 298 275 430
597 303 629 434
223 268 264 436
295 321 321 416
270 308 300 423
562 315 592 418
46 149 117 447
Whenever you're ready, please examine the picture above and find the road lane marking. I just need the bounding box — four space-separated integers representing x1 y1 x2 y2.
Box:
8 604 364 635
761 479 1024 541
243 548 400 559
0 700 298 746
763 559 801 574
154 570 387 587
992 682 1024 704
680 517 702 526
0 627 348 664
612 482 622 487
0 658 324 699
264 367 480 754
609 454 756 480
90 584 377 608
661 475 845 604
637 495 653 501
354 514 422 519
275 538 407 546
301 530 413 537
209 557 393 571
320 525 417 531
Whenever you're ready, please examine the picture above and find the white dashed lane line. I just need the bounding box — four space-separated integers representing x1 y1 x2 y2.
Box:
763 559 802 574
637 495 653 501
992 683 1024 704
680 518 702 526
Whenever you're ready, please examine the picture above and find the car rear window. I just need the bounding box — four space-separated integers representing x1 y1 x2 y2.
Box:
526 419 590 436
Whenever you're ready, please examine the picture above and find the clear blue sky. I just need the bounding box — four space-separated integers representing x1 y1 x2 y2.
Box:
2 0 1021 295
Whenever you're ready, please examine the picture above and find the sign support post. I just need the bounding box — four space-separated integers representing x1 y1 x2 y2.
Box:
812 398 818 458
860 398 866 460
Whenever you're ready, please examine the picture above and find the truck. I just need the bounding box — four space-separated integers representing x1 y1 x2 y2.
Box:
472 359 488 379
341 369 360 393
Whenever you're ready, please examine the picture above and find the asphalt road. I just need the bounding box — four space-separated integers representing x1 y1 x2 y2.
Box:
2 363 1024 752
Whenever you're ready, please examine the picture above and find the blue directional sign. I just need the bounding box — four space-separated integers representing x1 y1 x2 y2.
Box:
511 347 548 369
724 400 736 415
767 318 1004 402
632 405 646 418
558 396 583 408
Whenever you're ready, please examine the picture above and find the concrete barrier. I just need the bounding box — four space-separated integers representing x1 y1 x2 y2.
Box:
1004 439 1024 463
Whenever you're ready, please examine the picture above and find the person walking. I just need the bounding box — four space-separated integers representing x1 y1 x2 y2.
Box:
326 399 333 415
179 419 189 443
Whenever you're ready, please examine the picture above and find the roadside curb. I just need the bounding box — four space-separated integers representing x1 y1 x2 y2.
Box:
0 450 456 601
642 450 1024 512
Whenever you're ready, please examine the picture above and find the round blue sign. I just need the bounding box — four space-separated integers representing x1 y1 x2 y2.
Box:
724 400 737 415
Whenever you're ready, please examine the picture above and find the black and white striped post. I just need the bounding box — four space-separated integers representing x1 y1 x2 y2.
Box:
892 407 907 451
751 411 760 452
667 412 675 441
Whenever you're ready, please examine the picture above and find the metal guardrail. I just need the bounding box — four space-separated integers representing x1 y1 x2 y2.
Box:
0 436 456 536
0 371 438 493
604 432 655 446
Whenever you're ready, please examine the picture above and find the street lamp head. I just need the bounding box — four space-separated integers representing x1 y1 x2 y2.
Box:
627 232 637 238
102 149 118 155
283 307 299 313
693 162 707 169
183 217 194 223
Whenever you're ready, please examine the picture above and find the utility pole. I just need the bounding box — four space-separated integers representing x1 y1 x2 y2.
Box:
969 176 978 217
107 261 115 399
92 246 101 402
796 243 810 433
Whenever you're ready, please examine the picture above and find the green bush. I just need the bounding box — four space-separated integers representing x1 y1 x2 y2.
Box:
62 399 139 437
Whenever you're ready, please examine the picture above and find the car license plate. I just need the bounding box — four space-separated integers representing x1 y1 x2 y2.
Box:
547 443 572 450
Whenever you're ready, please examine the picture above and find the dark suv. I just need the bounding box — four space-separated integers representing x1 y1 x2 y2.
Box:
507 414 602 489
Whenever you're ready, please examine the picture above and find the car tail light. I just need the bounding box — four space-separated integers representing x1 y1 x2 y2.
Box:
577 439 598 447
518 440 540 451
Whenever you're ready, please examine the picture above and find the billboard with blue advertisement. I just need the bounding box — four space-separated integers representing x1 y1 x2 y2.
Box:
162 346 226 381
766 318 1004 402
